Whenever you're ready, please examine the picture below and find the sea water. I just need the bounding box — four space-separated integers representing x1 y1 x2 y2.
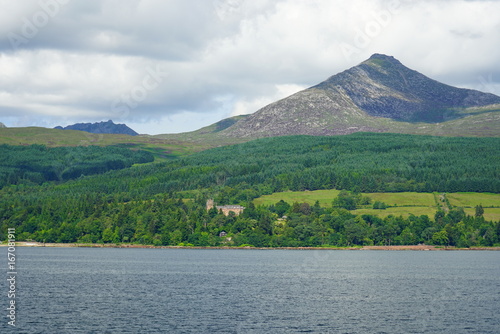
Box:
1 247 499 333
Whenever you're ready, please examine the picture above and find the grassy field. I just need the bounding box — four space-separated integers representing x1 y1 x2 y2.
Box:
254 189 341 207
352 206 438 218
447 192 500 208
367 192 436 207
447 193 500 221
254 189 500 220
463 208 500 221
254 190 436 208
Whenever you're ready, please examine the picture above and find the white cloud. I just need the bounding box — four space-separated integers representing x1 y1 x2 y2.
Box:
0 0 499 134
232 83 306 117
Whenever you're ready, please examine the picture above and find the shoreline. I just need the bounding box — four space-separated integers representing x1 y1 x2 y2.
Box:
3 242 500 251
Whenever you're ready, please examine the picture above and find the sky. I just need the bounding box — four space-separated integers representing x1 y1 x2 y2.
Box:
0 0 499 135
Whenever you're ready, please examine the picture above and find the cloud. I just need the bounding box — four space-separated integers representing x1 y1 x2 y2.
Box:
0 0 499 134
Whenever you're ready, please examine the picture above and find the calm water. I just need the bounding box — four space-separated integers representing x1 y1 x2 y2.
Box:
1 247 499 333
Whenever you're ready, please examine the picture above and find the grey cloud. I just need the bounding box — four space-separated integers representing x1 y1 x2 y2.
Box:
0 0 499 134
449 30 483 39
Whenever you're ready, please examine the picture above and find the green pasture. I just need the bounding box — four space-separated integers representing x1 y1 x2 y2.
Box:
463 208 500 221
366 192 436 207
352 207 437 218
254 190 436 208
254 189 341 207
254 190 500 220
447 192 500 208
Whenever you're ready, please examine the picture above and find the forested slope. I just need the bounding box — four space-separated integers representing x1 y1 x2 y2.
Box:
175 133 500 194
0 133 499 247
0 144 153 188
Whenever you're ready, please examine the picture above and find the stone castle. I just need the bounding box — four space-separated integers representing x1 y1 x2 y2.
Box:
206 199 245 216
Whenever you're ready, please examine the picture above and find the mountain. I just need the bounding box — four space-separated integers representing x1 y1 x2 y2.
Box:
55 120 138 136
194 115 249 134
216 54 500 138
0 122 6 128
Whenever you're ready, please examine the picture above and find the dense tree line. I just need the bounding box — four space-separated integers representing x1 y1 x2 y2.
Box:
0 133 499 246
0 144 153 188
0 191 498 247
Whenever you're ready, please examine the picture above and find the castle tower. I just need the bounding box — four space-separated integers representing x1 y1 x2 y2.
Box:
206 199 215 211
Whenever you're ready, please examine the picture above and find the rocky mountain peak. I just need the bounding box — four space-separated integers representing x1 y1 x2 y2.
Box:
55 120 138 136
364 53 401 65
217 54 500 138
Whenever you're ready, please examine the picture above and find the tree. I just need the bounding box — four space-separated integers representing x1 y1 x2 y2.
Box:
299 203 311 215
274 200 291 217
482 226 498 246
374 219 399 245
432 230 449 246
373 201 388 210
446 208 465 225
343 217 370 245
312 200 323 215
102 228 114 243
397 227 416 245
475 205 484 218
257 214 273 235
290 202 301 214
170 229 183 245
333 191 357 210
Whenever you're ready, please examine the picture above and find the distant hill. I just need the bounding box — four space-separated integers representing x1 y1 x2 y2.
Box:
0 122 6 128
0 126 208 160
211 54 500 138
55 120 138 136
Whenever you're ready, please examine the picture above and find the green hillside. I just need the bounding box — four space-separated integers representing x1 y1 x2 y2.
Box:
0 127 210 159
1 133 499 248
0 144 153 188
